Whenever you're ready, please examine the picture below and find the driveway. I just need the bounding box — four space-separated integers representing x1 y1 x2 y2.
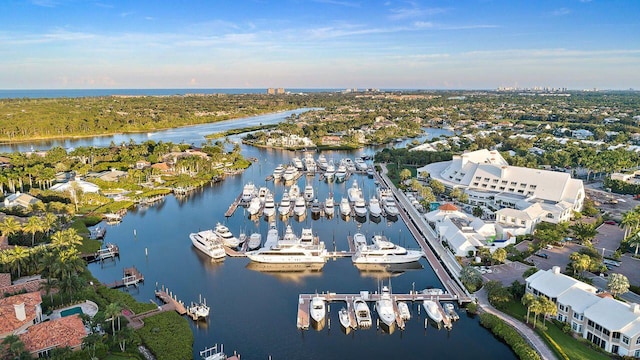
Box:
483 262 535 285
593 222 625 256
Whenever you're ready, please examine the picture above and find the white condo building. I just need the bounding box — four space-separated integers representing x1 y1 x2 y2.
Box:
527 267 640 357
419 149 585 234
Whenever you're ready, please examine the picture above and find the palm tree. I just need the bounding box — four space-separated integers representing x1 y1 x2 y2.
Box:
23 216 43 246
1 334 27 359
522 293 536 324
41 212 59 236
8 246 30 278
571 222 598 244
50 228 83 250
628 232 640 256
0 216 22 239
621 210 640 239
540 296 557 325
530 298 544 329
104 302 123 336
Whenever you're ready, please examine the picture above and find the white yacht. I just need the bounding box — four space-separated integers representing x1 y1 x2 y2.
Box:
317 154 328 170
352 235 423 264
353 197 367 218
292 157 304 171
189 230 226 260
309 296 326 328
257 187 270 203
288 184 300 200
283 165 298 182
335 164 347 182
375 286 396 332
342 158 356 173
353 232 367 249
339 307 353 333
241 182 257 202
423 300 443 324
278 192 291 216
294 196 307 217
304 153 317 172
245 234 327 265
324 194 335 217
339 197 351 217
247 233 262 250
214 223 240 249
247 197 261 216
300 228 315 245
272 164 285 181
310 199 321 215
264 223 279 249
369 197 382 218
353 297 372 328
379 188 400 217
347 180 363 202
355 157 368 171
263 193 276 218
324 161 336 181
303 185 314 202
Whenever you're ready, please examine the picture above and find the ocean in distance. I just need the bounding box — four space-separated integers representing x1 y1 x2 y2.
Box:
0 88 343 99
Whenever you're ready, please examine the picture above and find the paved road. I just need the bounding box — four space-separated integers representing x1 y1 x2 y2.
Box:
587 275 640 303
476 288 558 360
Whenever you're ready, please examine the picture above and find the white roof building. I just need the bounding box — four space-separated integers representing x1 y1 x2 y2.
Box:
49 180 100 194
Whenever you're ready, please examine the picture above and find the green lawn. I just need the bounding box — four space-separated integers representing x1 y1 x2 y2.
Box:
500 300 610 360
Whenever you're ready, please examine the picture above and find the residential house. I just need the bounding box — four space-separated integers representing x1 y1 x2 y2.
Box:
49 179 100 194
526 266 640 357
135 160 151 170
3 192 42 210
0 292 43 339
19 315 87 358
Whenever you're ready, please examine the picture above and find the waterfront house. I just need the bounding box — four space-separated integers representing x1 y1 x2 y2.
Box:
19 315 87 358
136 160 151 169
3 192 41 210
526 266 640 357
50 179 100 194
0 273 47 299
0 292 43 339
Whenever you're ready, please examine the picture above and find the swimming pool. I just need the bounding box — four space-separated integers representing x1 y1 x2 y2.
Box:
60 306 84 317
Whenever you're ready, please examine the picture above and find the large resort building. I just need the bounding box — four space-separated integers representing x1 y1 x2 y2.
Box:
527 267 640 357
420 149 585 234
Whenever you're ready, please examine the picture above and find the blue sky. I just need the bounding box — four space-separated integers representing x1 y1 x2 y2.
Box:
1 0 639 89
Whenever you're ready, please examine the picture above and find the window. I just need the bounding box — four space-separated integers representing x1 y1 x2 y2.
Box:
508 188 515 192
473 182 479 186
501 180 508 184
623 336 629 345
636 337 640 345
490 185 496 189
559 304 565 311
530 185 537 189
510 181 517 185
475 176 481 180
588 320 594 327
546 213 554 219
493 179 499 183
484 177 490 182
520 183 527 188
521 220 526 225
499 187 505 190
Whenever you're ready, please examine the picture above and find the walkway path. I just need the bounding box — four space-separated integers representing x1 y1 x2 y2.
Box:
475 288 557 360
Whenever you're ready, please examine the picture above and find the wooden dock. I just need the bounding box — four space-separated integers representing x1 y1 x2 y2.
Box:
297 291 456 330
225 194 242 217
155 286 187 315
106 266 144 288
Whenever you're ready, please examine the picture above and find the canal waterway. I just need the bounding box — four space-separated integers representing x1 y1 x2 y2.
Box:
4 109 515 359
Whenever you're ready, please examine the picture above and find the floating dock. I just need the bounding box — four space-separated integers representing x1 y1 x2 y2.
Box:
155 285 187 315
225 194 243 217
106 266 144 288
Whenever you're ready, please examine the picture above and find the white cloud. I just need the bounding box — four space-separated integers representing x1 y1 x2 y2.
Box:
549 8 571 17
389 3 448 21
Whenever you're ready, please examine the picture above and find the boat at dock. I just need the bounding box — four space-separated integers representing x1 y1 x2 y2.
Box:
339 197 351 217
292 157 304 171
368 197 382 218
241 182 257 202
293 196 307 217
303 185 314 201
263 193 276 218
187 296 210 320
309 295 326 329
335 164 348 182
247 197 261 216
324 161 336 181
190 230 226 260
353 197 367 218
283 165 298 182
304 153 317 172
288 184 300 200
379 188 399 217
348 180 363 202
444 302 459 321
353 298 372 328
257 187 270 203
324 194 335 217
339 307 352 333
273 164 285 181
423 300 443 324
398 301 411 321
214 223 240 249
355 157 368 171
245 226 327 265
342 157 356 173
247 233 262 250
352 235 423 264
278 192 291 216
375 286 396 332
317 154 328 170
353 233 367 249
310 199 321 216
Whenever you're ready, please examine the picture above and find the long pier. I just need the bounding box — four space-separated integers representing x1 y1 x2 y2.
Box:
155 285 187 315
225 194 242 217
373 170 472 304
297 291 456 330
106 266 144 288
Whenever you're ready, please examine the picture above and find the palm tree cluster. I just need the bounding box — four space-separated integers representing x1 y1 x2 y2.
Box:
0 213 60 247
522 293 557 329
621 207 640 256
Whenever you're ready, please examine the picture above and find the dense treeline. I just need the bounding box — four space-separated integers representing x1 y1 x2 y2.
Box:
374 148 453 166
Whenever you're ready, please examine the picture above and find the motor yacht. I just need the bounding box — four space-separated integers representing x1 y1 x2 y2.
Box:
379 188 400 217
310 296 326 329
278 192 291 216
299 228 315 246
283 165 298 182
310 199 321 216
189 230 226 260
241 182 257 203
214 223 240 249
324 194 335 217
335 164 347 182
353 232 367 249
293 196 307 217
347 180 363 202
375 286 396 332
353 197 367 218
263 193 276 218
304 153 317 172
272 164 285 181
352 235 423 264
339 307 353 334
342 158 356 173
257 187 270 203
368 197 382 218
247 197 261 216
353 297 372 328
245 234 327 265
288 184 300 200
324 161 336 181
317 154 328 170
247 233 262 250
292 157 304 171
303 185 314 202
339 197 351 217
264 223 279 249
423 300 443 324
355 157 368 171
398 301 411 321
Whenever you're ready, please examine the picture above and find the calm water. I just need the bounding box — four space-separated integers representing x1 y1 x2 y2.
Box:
86 147 514 360
0 88 342 99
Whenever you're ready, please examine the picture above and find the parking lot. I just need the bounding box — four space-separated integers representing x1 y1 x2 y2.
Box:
482 262 535 285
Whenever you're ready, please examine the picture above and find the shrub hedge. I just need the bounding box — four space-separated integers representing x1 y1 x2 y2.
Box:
136 311 193 360
479 313 541 360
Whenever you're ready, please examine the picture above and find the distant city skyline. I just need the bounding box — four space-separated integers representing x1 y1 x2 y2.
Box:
1 0 639 90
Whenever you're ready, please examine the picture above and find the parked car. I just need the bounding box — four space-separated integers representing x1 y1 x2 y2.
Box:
604 220 617 225
534 252 548 259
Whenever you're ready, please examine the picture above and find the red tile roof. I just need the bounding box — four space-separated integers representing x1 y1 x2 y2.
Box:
438 203 458 211
0 292 42 334
0 273 10 288
20 315 87 354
